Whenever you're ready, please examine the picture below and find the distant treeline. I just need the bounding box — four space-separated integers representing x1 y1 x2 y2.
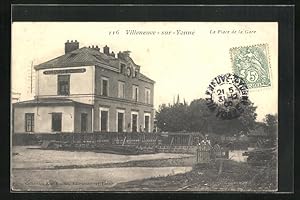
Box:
156 98 277 137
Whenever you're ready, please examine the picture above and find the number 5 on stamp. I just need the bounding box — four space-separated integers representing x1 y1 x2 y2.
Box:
230 44 272 89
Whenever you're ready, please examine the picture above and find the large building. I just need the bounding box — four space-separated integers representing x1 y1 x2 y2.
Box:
11 91 21 103
13 40 155 134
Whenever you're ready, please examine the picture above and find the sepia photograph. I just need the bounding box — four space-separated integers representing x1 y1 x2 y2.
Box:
11 22 278 192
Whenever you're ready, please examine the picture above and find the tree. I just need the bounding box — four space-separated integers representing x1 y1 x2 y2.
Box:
156 104 169 132
263 114 278 138
156 97 258 135
156 103 189 132
187 99 211 132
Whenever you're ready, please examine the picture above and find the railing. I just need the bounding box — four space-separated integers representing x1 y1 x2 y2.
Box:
13 132 226 152
12 132 161 146
67 132 160 147
12 132 232 160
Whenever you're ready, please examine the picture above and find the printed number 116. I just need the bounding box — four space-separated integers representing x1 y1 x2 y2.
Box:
109 31 119 35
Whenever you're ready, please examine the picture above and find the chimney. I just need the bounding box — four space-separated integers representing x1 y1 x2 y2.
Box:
94 45 100 51
103 45 110 55
65 40 79 54
117 51 122 59
110 51 115 58
90 45 100 51
123 51 130 58
117 51 130 60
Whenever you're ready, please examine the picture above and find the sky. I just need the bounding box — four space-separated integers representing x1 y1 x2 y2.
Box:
11 22 278 121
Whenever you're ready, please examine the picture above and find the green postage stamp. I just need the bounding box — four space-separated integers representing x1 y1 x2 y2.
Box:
230 44 272 89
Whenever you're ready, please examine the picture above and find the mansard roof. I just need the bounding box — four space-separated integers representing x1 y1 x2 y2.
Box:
34 46 155 84
35 47 119 70
139 73 155 83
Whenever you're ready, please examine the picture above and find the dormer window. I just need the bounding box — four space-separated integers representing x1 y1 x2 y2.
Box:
120 63 126 74
133 69 138 78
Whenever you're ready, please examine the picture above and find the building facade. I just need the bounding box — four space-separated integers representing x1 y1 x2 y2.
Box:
13 40 155 134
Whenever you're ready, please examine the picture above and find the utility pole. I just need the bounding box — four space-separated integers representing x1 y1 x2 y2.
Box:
27 60 35 95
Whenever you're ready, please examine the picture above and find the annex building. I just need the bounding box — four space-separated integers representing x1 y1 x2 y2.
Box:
13 40 155 134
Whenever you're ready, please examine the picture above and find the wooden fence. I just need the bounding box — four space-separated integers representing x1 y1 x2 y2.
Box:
195 143 229 164
196 143 211 164
12 132 160 146
12 132 230 158
13 132 205 146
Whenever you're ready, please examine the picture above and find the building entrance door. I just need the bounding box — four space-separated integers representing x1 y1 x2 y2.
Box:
144 115 150 132
117 112 124 132
81 113 88 132
52 113 62 132
132 114 137 132
100 110 108 131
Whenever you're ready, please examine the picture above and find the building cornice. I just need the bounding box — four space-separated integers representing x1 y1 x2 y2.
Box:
13 99 93 108
95 94 154 108
95 64 154 85
34 94 154 108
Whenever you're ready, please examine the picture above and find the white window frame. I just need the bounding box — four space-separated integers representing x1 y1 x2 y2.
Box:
130 111 139 132
144 112 151 133
116 109 125 132
132 85 139 101
101 77 109 96
25 113 35 132
99 107 109 132
145 88 151 104
118 81 125 98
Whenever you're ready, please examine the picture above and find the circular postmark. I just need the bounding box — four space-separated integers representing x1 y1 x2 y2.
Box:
205 73 249 120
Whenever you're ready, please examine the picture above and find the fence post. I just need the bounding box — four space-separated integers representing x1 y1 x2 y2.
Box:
169 136 174 150
196 147 199 163
122 136 127 146
187 135 192 152
96 133 98 146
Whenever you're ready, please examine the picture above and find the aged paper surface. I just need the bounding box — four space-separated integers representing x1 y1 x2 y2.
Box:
11 22 278 191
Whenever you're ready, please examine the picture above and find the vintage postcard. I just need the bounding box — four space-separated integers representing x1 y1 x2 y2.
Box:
11 22 278 192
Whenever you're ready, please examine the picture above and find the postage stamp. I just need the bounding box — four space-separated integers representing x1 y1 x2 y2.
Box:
230 44 272 89
205 73 249 120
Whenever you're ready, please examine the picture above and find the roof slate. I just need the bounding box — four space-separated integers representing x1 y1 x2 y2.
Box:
34 46 155 83
35 47 119 70
139 73 155 83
